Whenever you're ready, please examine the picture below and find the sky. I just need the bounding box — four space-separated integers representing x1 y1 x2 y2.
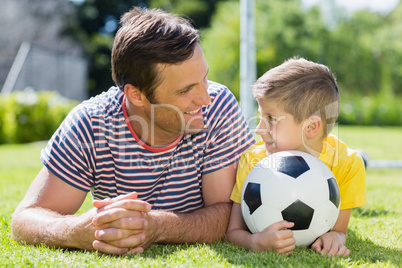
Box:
302 0 400 14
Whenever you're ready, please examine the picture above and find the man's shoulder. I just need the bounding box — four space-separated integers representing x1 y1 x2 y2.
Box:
207 81 233 99
205 81 238 113
77 87 124 117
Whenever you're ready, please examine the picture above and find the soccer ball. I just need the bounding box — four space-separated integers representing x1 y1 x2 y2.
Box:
241 150 340 246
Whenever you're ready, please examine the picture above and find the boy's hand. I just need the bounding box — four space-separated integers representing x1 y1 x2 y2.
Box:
311 230 350 256
251 220 296 255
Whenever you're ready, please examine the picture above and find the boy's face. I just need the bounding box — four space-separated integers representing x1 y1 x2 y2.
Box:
256 98 305 154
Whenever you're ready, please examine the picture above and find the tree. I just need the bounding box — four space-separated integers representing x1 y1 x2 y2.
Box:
381 1 402 96
202 0 329 99
67 0 228 96
66 0 147 96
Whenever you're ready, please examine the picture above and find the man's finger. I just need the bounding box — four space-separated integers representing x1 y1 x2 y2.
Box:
124 247 144 255
101 199 151 212
93 192 138 208
93 240 129 256
94 227 144 241
94 215 148 231
92 206 149 226
95 232 145 248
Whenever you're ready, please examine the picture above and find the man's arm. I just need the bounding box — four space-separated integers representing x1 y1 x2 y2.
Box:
11 167 95 250
147 170 234 244
92 161 237 254
11 166 149 255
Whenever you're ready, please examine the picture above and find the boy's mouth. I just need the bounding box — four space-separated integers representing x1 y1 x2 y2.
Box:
264 140 275 147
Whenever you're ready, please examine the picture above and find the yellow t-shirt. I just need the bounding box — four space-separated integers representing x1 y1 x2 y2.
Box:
231 134 366 210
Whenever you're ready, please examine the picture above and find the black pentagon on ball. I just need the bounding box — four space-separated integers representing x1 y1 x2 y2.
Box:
273 156 310 179
281 199 314 230
327 177 341 208
243 182 262 214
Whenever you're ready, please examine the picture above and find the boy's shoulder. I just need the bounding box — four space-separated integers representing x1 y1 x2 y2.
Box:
321 134 364 170
239 141 268 169
243 141 267 158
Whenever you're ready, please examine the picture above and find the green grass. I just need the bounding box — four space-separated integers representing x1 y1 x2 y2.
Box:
1 126 401 267
332 125 402 160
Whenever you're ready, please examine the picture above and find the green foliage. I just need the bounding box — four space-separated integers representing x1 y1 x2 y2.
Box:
339 94 402 126
201 1 241 98
202 0 330 99
0 91 78 144
150 0 224 29
325 10 384 96
1 127 401 267
201 0 402 126
0 98 8 144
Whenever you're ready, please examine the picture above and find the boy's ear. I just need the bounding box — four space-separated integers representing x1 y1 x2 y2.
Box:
124 84 146 107
304 115 322 138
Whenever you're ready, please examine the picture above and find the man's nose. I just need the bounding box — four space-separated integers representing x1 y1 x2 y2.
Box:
194 79 211 106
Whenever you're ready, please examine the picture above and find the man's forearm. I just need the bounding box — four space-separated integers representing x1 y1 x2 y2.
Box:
11 207 96 251
145 202 232 246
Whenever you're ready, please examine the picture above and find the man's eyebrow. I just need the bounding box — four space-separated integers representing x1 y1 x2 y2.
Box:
177 83 197 93
176 67 209 92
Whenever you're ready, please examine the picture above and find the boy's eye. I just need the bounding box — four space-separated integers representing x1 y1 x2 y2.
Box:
268 115 277 122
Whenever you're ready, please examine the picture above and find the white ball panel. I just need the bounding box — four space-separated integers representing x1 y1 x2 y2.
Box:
293 229 317 246
241 201 258 234
251 205 283 233
309 203 340 237
260 174 296 210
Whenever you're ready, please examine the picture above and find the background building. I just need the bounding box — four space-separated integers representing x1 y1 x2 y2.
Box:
0 0 87 101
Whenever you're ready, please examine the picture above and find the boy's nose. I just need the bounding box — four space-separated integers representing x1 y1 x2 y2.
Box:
256 118 269 136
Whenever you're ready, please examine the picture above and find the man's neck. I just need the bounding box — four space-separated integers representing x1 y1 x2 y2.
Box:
125 99 181 147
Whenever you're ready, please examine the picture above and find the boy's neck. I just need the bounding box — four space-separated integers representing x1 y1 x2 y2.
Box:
303 136 325 158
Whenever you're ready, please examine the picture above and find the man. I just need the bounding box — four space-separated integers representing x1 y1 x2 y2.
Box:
11 7 255 255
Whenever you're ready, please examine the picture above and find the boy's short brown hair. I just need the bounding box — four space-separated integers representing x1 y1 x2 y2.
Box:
252 57 339 136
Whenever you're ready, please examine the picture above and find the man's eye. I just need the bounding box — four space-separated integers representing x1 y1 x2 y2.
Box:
180 87 192 94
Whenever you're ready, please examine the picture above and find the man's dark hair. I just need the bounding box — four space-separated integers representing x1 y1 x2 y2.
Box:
111 7 200 102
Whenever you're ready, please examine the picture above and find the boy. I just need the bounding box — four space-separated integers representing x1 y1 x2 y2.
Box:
226 58 366 256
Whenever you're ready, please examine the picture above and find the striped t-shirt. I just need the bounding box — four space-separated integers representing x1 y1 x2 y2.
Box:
41 82 255 212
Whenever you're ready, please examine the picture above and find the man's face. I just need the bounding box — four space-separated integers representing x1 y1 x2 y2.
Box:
142 45 211 139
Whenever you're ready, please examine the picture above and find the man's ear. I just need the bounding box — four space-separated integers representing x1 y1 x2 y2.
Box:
124 84 145 107
304 115 322 139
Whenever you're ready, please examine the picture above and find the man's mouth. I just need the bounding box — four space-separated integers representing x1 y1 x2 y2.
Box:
184 109 201 115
